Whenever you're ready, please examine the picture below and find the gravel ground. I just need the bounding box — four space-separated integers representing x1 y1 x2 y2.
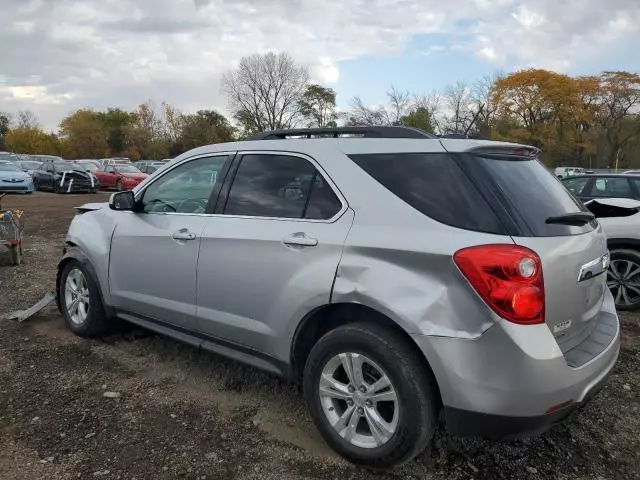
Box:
0 192 638 480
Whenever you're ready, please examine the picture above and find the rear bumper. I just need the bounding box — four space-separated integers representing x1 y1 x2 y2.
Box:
443 362 611 438
413 290 620 434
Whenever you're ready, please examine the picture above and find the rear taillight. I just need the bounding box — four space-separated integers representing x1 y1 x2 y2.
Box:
454 245 544 325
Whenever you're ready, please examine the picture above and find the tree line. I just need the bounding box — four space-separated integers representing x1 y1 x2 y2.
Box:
1 52 639 168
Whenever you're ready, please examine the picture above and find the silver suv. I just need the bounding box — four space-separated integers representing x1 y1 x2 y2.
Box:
56 127 620 467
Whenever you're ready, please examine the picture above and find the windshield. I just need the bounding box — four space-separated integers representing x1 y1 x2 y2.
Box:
55 162 83 172
0 162 22 172
18 161 41 170
116 165 142 173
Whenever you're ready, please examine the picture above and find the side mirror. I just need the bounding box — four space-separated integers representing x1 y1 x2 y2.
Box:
109 191 135 211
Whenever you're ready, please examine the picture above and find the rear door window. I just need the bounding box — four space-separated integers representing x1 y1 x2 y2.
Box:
590 177 632 198
349 153 506 234
224 154 342 220
474 156 593 236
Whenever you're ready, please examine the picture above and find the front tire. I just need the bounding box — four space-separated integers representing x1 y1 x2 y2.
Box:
608 249 640 310
58 260 110 337
303 322 438 468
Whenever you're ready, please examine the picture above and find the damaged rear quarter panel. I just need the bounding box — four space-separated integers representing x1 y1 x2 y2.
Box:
332 223 514 339
64 204 117 304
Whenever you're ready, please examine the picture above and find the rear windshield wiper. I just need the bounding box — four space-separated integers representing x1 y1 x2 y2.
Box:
545 212 595 226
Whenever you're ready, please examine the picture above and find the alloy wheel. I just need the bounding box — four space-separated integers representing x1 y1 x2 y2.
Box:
318 352 399 449
607 258 640 308
64 268 90 325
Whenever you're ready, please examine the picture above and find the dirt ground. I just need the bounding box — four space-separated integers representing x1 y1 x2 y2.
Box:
0 192 638 480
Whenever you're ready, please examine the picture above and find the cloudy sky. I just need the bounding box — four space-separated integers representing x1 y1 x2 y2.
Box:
1 0 639 130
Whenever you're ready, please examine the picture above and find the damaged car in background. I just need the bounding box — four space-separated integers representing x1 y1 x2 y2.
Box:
586 197 640 311
32 159 99 193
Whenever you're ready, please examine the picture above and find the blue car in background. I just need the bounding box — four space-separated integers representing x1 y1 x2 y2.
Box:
0 161 34 193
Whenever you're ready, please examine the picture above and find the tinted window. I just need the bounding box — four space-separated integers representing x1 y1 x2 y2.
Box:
476 156 593 236
591 177 632 198
225 154 340 220
142 156 228 213
349 153 505 234
562 176 590 196
305 174 342 220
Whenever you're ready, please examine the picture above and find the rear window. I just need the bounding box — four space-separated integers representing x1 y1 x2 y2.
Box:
476 156 594 236
349 153 506 234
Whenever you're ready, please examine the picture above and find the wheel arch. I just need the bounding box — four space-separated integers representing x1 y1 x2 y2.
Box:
290 302 442 406
56 244 113 317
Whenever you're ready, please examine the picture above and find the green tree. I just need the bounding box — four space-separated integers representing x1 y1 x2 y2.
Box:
299 84 338 127
174 110 235 155
98 108 137 156
401 107 434 133
59 109 109 159
0 113 10 149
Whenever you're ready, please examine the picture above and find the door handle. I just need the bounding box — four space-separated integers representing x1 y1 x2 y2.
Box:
282 232 318 247
172 229 197 241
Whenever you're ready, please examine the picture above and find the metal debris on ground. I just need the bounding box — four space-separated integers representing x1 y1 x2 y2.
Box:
2 292 57 323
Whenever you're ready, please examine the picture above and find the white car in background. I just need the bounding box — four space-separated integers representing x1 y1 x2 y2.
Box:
555 167 585 179
587 198 640 310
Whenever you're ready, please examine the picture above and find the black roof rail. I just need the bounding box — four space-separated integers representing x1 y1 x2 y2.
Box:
249 126 438 140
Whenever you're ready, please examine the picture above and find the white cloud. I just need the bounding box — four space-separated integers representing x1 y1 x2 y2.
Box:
312 58 340 84
1 0 639 129
511 5 545 30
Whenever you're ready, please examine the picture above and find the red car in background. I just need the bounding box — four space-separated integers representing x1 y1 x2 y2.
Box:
94 164 148 191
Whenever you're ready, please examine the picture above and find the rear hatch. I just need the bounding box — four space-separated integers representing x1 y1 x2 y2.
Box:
454 147 608 352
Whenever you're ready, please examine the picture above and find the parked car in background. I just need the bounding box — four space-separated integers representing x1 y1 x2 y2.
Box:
135 160 164 174
32 154 65 163
93 164 148 190
72 159 102 173
555 166 585 179
15 159 42 176
562 173 640 202
585 198 640 311
0 160 34 193
0 152 21 163
101 157 131 166
57 126 619 468
32 159 99 193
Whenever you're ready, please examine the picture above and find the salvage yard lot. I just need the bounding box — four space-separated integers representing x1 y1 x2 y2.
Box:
0 192 638 480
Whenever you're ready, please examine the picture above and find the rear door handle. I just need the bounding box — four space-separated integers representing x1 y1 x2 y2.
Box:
283 233 318 247
172 229 197 241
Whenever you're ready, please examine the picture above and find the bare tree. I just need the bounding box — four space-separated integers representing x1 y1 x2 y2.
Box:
15 110 39 129
443 82 474 134
222 52 310 134
346 86 413 126
346 96 388 126
471 72 504 136
386 86 412 125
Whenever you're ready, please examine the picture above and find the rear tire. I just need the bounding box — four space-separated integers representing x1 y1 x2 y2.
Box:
608 249 640 310
58 260 110 337
303 322 438 468
32 179 39 191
